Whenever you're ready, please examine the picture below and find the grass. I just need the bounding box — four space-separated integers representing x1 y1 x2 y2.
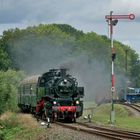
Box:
0 112 46 140
84 101 96 108
83 101 96 117
93 103 140 132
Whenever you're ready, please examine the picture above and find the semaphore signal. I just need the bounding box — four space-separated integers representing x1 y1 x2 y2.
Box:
105 11 135 125
105 14 135 20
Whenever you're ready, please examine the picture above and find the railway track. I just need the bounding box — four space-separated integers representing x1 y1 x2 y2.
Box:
37 104 140 139
123 103 140 113
56 121 140 140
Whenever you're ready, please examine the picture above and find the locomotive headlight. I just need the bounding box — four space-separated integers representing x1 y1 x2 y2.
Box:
53 101 57 105
76 100 79 104
64 79 67 83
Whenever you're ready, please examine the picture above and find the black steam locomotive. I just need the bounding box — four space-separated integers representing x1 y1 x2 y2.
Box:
18 69 84 122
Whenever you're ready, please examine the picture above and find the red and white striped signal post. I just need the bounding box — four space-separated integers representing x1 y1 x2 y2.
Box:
105 11 135 125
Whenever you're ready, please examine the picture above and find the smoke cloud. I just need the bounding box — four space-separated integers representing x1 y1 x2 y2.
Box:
60 55 111 101
9 34 112 101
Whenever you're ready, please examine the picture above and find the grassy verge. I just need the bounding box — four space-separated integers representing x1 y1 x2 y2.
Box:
93 104 140 132
84 101 96 108
0 112 45 140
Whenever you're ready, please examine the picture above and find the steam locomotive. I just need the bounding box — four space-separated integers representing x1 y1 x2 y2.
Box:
18 69 84 122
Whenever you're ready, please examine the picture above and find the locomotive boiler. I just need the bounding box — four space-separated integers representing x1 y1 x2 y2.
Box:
18 69 84 122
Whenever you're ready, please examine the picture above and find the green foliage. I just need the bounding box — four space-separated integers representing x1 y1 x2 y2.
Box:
0 39 11 71
0 113 45 140
0 70 25 114
52 24 84 38
129 50 140 86
0 113 21 140
0 23 140 86
77 32 110 63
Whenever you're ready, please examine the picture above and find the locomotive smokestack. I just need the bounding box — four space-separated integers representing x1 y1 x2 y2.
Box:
60 69 67 76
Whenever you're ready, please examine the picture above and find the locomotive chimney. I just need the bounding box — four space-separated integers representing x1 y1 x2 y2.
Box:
61 69 67 76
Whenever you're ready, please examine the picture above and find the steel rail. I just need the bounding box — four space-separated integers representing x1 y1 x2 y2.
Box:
77 122 140 138
122 103 140 113
56 122 140 140
130 104 140 112
55 122 123 140
131 104 140 109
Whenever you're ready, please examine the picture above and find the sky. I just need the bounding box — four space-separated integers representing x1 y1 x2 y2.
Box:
0 0 140 55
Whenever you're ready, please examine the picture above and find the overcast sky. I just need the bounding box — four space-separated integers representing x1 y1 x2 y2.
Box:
0 0 140 55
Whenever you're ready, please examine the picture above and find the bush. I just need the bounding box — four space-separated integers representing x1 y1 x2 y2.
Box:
0 70 25 114
0 129 5 140
0 112 43 140
0 112 22 140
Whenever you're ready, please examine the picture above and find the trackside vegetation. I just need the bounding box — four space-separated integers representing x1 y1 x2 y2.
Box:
0 70 25 114
93 104 140 132
0 24 140 139
0 112 45 140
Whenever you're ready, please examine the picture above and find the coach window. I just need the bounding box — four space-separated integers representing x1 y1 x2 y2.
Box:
27 85 30 95
24 85 29 95
18 87 21 94
23 85 25 94
24 85 26 94
20 87 22 94
30 84 36 94
30 85 32 94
